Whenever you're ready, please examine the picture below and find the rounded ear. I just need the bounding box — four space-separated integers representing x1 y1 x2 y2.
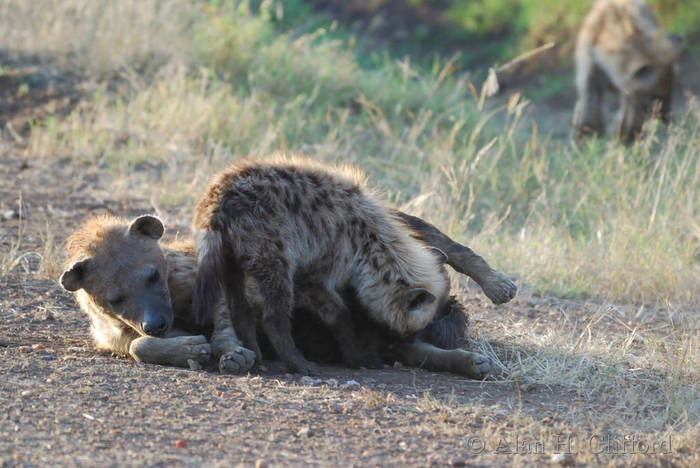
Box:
668 33 683 57
59 258 91 292
128 215 164 240
406 288 436 310
428 247 448 265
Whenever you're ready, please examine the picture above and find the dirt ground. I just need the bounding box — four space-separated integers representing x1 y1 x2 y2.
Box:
1 68 697 467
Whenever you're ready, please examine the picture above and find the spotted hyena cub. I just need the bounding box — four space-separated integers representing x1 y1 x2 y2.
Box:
573 0 682 140
59 215 256 373
193 155 451 374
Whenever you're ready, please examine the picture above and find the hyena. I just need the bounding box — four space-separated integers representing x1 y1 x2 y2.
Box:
573 0 682 140
193 156 475 375
59 213 516 377
59 214 256 373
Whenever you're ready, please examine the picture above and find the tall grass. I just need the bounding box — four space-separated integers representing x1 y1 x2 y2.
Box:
2 0 698 307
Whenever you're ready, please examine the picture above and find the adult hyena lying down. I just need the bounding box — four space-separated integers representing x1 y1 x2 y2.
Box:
60 213 516 377
573 0 682 140
192 155 515 375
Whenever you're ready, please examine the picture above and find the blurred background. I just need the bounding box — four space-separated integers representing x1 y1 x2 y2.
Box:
0 0 698 306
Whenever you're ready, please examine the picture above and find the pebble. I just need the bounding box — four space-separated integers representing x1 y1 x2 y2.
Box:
18 346 31 353
325 378 338 388
551 453 575 466
31 343 45 350
299 376 316 386
296 426 312 438
1 209 19 221
520 383 535 393
175 439 187 449
187 359 202 371
393 361 403 368
20 390 32 397
448 456 466 467
37 310 55 321
340 380 360 390
40 354 55 361
254 459 268 468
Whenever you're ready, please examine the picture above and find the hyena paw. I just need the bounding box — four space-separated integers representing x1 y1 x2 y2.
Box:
219 346 256 374
178 335 212 363
287 358 321 376
481 271 517 305
462 352 493 380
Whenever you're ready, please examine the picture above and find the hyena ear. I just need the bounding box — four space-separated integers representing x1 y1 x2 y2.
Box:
428 247 448 265
59 258 91 292
406 288 436 310
128 215 164 240
668 33 683 57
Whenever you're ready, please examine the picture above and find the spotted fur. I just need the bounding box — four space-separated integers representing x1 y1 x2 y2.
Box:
192 155 450 374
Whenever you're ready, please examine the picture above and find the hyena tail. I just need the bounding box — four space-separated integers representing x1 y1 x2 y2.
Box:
193 230 245 327
416 296 469 349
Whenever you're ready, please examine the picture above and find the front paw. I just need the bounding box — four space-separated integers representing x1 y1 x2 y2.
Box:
219 346 256 374
459 352 493 379
176 335 212 363
286 358 321 376
481 271 517 305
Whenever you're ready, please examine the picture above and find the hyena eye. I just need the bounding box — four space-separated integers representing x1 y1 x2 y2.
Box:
146 268 160 285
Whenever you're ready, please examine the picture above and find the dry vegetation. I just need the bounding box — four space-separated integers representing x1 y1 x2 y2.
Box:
0 0 698 466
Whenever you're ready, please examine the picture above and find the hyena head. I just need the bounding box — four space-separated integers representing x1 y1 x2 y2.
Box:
393 247 450 335
619 35 681 138
59 215 174 337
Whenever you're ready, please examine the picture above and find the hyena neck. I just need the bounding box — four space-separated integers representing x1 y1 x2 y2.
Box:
162 240 201 331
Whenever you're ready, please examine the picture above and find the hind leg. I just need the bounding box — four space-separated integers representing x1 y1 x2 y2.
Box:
386 340 493 379
393 211 516 304
249 260 320 375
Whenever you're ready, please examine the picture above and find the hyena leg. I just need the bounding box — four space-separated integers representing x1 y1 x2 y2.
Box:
232 308 262 364
296 285 382 368
250 264 320 375
574 60 605 136
386 340 493 379
210 298 256 374
129 335 211 368
394 211 516 304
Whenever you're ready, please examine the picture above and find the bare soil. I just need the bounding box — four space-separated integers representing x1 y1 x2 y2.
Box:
0 69 696 467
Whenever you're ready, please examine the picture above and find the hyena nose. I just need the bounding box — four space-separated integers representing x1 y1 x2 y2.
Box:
142 315 168 336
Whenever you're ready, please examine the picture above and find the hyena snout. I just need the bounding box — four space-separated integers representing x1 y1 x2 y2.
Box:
138 298 173 337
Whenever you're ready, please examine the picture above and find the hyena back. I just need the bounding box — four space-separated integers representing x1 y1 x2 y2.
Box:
59 214 256 373
193 155 449 374
573 0 682 140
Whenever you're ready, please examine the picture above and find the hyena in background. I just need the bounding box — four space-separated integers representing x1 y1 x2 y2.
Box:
573 0 682 140
59 212 516 377
59 215 256 373
194 155 454 375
